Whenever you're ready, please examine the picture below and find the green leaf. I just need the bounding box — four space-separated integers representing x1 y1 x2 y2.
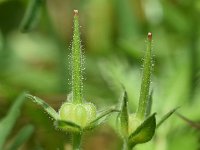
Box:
54 120 81 133
84 108 119 131
0 92 26 149
20 0 43 32
26 94 59 120
119 90 129 137
128 113 156 148
156 107 179 128
145 90 153 117
7 124 34 150
136 33 153 120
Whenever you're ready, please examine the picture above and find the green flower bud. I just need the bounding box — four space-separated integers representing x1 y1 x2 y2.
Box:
84 103 97 122
74 104 87 126
59 103 75 122
59 102 97 127
128 114 142 135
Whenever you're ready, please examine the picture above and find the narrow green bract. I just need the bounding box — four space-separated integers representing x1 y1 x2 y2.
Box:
119 90 129 137
72 10 83 104
136 33 152 120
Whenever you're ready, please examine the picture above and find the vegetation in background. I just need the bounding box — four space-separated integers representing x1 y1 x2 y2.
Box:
0 93 34 150
0 0 200 149
26 11 176 150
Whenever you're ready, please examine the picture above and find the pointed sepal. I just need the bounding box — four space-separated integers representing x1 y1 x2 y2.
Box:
156 107 179 128
26 94 59 120
54 120 82 133
128 113 156 148
119 90 129 137
84 108 119 131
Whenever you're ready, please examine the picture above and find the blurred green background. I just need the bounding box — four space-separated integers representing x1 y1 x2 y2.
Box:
0 0 200 149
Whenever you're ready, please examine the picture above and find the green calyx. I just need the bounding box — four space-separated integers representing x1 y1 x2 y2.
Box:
71 10 83 104
128 114 142 135
59 102 97 128
119 89 156 148
128 113 156 147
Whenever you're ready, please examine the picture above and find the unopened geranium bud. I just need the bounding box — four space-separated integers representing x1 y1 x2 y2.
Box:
59 102 97 127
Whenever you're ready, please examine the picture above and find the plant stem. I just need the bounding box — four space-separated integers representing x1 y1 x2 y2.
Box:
122 139 132 150
72 10 83 104
136 33 152 120
73 132 82 150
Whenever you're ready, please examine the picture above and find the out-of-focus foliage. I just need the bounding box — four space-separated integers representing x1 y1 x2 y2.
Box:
0 93 34 150
0 0 200 149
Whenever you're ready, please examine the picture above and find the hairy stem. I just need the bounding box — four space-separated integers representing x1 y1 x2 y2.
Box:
136 33 152 120
71 10 83 104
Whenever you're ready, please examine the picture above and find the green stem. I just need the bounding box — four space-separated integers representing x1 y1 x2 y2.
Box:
122 139 132 150
72 10 83 104
73 132 82 150
136 33 152 120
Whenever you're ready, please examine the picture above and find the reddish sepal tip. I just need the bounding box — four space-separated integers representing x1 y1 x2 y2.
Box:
148 32 152 41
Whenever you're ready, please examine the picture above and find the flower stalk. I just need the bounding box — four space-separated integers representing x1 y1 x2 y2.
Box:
26 10 119 150
71 10 83 104
73 132 82 150
136 32 153 120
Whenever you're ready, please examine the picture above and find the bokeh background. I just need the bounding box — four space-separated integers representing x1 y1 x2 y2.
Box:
0 0 200 149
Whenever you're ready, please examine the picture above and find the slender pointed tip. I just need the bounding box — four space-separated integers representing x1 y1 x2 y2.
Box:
148 32 152 41
74 10 79 16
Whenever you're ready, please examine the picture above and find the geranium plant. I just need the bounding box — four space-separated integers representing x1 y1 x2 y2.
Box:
26 10 177 150
26 10 118 150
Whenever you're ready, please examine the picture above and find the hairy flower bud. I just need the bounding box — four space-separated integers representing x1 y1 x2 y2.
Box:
59 102 97 127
